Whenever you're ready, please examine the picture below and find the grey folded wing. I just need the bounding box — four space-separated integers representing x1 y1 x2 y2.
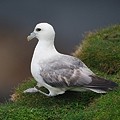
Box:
40 57 92 88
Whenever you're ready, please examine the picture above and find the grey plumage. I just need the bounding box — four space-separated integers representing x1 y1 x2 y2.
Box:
85 75 118 92
40 54 118 93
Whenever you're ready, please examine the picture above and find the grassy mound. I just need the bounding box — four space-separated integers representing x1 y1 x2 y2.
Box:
0 25 120 120
74 25 120 74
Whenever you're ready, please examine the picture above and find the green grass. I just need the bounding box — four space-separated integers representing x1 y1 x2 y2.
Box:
0 25 120 120
74 25 120 74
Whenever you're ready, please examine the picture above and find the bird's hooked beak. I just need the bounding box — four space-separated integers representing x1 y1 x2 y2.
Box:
27 32 36 41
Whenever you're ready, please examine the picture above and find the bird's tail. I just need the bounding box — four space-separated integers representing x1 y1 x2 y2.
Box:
84 75 118 93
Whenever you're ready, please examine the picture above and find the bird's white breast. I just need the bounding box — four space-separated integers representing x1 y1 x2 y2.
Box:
30 40 59 85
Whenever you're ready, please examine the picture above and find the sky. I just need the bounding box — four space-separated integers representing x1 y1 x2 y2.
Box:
0 0 120 102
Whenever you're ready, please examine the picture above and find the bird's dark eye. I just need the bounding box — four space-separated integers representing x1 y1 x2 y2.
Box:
36 28 41 31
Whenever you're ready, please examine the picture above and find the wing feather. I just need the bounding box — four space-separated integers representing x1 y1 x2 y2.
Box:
40 55 92 88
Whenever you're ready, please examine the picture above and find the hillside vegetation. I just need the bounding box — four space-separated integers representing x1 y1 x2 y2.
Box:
74 25 120 74
0 25 120 120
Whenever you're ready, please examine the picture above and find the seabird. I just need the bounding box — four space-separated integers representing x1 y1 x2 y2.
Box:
24 23 118 96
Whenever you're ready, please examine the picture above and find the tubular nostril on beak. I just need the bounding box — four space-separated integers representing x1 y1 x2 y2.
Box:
27 32 36 41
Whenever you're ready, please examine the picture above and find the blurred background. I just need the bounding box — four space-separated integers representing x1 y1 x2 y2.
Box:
0 0 120 103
